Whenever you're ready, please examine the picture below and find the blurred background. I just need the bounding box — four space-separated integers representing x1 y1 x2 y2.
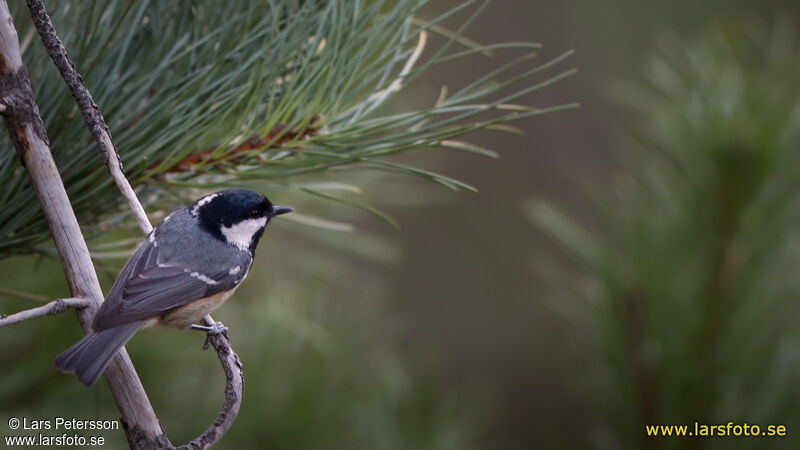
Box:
4 1 800 449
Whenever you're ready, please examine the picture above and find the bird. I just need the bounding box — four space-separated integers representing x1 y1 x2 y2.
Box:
55 189 293 385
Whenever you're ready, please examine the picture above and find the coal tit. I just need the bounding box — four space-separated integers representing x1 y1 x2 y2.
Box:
55 189 292 385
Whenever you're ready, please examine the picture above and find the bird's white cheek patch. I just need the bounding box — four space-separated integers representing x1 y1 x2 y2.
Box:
221 217 267 251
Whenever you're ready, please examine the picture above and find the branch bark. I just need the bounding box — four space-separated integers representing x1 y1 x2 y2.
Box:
0 1 170 447
20 2 245 449
0 297 88 327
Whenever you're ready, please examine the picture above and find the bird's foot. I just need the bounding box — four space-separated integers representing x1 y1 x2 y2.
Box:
191 321 229 350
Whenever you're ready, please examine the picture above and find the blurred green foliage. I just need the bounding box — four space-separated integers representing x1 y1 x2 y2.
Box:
530 20 800 450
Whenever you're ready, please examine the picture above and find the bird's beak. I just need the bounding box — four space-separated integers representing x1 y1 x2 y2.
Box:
271 206 294 217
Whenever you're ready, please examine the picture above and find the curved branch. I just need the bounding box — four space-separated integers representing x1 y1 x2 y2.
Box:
24 2 245 448
0 297 89 327
177 315 244 450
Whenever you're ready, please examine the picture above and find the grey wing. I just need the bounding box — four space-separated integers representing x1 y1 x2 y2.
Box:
92 235 244 331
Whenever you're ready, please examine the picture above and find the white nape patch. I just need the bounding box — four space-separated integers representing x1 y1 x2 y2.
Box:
229 265 241 275
221 217 267 252
192 193 220 216
163 212 173 223
148 233 155 243
190 271 218 285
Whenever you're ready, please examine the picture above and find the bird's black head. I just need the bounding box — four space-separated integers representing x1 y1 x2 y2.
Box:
192 189 293 252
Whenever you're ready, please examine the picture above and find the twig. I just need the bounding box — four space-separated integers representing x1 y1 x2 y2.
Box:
0 1 168 447
153 126 323 174
177 315 244 450
25 0 152 235
24 2 244 447
0 297 89 327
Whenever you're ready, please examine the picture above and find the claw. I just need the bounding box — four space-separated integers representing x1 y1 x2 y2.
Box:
191 321 229 350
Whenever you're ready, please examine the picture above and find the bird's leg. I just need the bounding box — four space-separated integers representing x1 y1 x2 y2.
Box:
191 321 229 350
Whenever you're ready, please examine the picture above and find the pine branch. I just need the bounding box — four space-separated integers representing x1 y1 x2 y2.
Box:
25 0 152 235
0 0 575 256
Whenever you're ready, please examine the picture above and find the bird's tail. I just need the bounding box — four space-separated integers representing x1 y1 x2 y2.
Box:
54 323 141 386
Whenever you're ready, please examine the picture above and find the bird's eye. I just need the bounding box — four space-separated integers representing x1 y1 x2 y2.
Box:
249 209 260 218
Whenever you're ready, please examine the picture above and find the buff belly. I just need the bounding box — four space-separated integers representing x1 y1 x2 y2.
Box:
158 289 236 329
